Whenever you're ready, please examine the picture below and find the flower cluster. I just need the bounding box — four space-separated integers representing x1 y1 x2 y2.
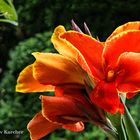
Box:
16 21 140 140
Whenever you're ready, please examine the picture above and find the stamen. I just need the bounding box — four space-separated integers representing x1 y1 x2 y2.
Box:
84 22 92 36
107 70 115 82
71 19 83 33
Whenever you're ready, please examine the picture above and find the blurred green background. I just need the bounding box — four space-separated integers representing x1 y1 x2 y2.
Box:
0 0 140 139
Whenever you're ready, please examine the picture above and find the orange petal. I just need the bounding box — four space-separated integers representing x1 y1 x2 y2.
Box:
32 52 84 87
27 112 61 140
90 81 124 114
51 25 104 79
104 30 140 68
116 52 140 93
41 95 86 124
63 121 84 132
51 26 90 76
16 64 54 93
107 21 140 40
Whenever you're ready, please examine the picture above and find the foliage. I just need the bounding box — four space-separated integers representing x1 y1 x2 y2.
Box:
14 0 140 39
128 95 140 129
0 0 18 25
44 125 105 140
7 31 53 73
0 31 54 140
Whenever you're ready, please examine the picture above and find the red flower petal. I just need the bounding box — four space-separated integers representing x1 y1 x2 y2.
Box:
107 21 140 40
55 87 95 114
90 81 124 114
16 64 54 93
126 92 137 99
27 112 61 140
32 52 84 86
63 121 84 132
41 95 87 124
116 52 140 93
61 31 104 78
51 25 104 79
55 87 107 124
104 31 140 69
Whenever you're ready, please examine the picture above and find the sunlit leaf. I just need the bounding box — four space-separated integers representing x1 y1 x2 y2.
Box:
0 0 18 25
123 104 140 140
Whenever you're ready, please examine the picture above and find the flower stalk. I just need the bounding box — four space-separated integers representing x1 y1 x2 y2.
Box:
123 104 140 140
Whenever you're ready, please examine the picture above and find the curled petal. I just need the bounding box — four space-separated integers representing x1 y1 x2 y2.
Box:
27 112 61 140
16 64 54 93
63 121 84 132
104 30 140 68
116 52 140 93
107 21 140 40
51 25 104 79
55 87 107 123
41 95 86 124
90 81 124 114
55 87 94 114
32 52 84 86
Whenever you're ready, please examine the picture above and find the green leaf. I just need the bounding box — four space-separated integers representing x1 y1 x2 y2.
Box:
107 112 127 140
0 18 18 25
107 113 121 127
116 122 127 140
123 104 140 140
0 0 18 25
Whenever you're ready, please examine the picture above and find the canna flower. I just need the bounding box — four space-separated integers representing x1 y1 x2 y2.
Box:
16 21 140 139
51 21 140 114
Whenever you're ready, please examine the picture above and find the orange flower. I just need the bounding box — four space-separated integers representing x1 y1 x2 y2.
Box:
16 21 140 139
51 21 140 114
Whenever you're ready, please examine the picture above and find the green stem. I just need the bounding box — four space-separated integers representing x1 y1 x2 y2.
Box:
116 121 127 140
102 126 118 140
123 105 140 140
